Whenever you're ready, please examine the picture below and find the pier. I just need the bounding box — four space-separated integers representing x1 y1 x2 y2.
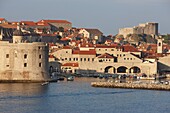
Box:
91 82 170 91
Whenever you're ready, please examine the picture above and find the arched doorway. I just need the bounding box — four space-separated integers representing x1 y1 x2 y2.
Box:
117 66 128 73
105 66 116 73
129 66 141 73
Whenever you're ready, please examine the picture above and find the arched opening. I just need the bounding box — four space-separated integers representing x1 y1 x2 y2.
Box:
129 66 141 73
104 66 116 73
117 66 128 73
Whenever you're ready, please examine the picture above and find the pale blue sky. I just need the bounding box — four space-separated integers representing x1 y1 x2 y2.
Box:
0 0 170 35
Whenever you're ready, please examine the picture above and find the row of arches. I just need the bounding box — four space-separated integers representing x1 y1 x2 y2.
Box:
105 66 141 74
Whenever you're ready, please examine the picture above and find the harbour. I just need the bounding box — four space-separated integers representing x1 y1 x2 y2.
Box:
1 77 170 113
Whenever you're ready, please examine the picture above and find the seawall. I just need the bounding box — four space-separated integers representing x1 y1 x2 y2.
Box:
91 82 170 91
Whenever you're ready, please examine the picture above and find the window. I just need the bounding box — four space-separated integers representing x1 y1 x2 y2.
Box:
88 58 90 61
38 47 41 50
130 58 132 60
111 49 114 51
66 51 68 53
69 58 71 61
39 63 42 67
65 58 67 60
80 58 82 61
39 55 42 59
6 65 9 67
84 58 86 61
105 49 107 51
6 54 9 58
92 58 94 62
127 58 129 60
24 63 27 67
123 54 125 56
24 54 27 59
124 58 126 60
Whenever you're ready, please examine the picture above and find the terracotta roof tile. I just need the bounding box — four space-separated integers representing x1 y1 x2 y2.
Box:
37 19 71 24
63 46 72 49
0 24 17 29
72 49 96 55
62 63 79 67
98 53 114 58
20 21 36 26
0 18 5 21
123 45 139 52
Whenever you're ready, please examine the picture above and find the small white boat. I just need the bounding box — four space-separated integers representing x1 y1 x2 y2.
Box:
41 82 49 86
67 76 74 81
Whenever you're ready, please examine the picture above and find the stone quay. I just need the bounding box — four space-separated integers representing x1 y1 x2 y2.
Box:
91 82 170 91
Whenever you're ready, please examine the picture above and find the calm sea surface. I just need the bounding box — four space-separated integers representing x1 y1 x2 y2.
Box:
0 77 170 113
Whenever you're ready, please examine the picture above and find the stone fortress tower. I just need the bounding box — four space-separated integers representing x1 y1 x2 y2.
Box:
0 26 50 82
119 22 158 38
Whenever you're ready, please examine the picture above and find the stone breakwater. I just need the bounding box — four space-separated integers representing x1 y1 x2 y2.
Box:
91 82 170 91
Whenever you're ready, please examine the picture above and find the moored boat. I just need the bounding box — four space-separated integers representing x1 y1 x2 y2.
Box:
41 81 49 86
67 76 74 81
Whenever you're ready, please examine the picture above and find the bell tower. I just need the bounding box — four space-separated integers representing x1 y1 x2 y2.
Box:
157 37 163 53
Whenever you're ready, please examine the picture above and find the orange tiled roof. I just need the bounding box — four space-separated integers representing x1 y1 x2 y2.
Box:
123 45 139 52
37 19 71 24
0 18 5 21
62 63 79 67
98 53 114 58
72 49 96 55
21 21 36 26
63 46 72 49
0 24 17 29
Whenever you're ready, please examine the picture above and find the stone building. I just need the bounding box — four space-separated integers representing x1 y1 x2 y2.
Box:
52 44 157 76
36 20 72 30
79 28 103 43
0 41 49 82
119 22 158 38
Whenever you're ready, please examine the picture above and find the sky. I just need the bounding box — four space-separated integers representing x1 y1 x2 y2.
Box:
0 0 170 35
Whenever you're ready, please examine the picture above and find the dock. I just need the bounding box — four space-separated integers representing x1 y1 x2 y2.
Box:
91 82 170 91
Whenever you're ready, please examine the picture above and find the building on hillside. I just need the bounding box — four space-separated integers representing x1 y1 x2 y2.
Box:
52 44 157 76
0 41 49 82
119 22 158 38
37 19 72 30
0 18 8 24
79 28 103 43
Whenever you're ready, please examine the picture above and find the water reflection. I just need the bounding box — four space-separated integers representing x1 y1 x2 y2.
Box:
0 83 48 95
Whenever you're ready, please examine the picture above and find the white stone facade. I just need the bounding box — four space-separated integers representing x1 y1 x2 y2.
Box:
52 46 157 76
